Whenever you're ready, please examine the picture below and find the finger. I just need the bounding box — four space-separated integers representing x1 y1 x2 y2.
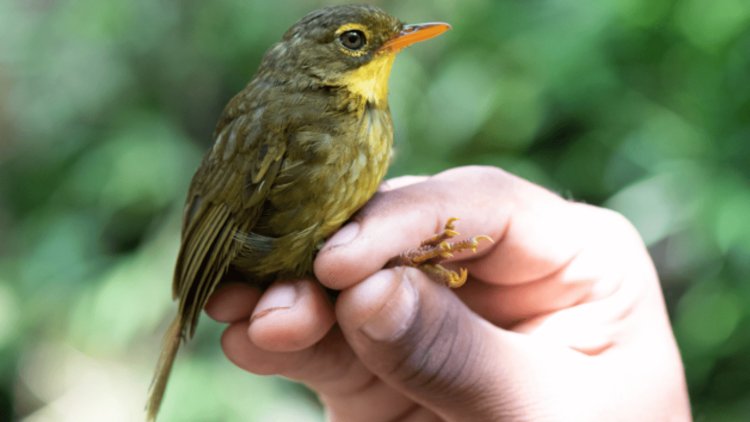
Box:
248 279 336 352
315 165 580 290
223 322 422 421
222 320 347 377
455 203 647 327
335 267 595 421
204 282 262 323
451 272 589 328
315 166 506 289
379 175 428 191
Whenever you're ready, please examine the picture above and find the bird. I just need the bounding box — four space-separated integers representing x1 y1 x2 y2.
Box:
146 5 490 420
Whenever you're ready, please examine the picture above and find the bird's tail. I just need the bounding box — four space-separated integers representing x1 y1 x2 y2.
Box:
146 315 183 421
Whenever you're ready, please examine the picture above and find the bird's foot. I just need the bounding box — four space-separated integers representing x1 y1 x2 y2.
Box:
387 218 493 288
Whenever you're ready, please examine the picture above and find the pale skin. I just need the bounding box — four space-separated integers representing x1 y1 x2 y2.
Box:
205 166 692 421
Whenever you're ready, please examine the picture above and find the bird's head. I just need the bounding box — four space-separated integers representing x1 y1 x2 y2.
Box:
258 5 450 107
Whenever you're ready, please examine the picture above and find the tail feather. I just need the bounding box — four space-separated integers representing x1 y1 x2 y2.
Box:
146 316 183 421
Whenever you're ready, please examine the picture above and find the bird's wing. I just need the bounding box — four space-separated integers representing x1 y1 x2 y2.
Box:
173 111 286 337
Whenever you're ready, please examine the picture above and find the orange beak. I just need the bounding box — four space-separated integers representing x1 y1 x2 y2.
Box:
379 22 451 53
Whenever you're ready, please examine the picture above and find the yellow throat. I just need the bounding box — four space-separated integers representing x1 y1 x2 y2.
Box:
340 53 396 107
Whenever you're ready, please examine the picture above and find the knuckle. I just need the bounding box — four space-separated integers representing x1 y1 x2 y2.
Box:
438 165 515 186
572 203 651 271
571 202 644 247
597 208 644 246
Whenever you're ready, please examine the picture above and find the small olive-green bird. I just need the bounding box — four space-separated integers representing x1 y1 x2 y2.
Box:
146 5 452 421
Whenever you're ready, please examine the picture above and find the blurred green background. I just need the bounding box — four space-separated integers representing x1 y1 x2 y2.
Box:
1 0 748 420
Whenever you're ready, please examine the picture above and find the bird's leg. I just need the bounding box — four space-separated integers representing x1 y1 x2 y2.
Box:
387 218 493 288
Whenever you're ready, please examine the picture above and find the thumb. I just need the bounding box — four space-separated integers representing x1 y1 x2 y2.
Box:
335 268 594 421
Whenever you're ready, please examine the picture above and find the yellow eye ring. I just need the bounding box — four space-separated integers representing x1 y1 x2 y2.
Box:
335 23 371 56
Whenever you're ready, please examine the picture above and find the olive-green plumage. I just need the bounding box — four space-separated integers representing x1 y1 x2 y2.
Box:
146 5 449 420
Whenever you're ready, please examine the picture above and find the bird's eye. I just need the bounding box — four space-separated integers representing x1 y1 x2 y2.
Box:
339 30 366 50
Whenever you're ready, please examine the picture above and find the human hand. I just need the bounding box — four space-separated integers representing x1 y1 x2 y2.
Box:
206 166 691 421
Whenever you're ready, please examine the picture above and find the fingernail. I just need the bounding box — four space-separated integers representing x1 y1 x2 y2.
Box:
360 271 418 341
327 222 360 248
251 282 300 323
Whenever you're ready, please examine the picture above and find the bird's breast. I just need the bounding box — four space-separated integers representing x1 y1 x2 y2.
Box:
229 81 396 278
266 105 393 240
330 104 393 219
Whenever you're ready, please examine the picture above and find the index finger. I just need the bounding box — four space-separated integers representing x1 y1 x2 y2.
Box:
314 165 584 290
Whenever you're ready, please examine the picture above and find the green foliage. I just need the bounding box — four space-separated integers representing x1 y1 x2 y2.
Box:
1 0 748 420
